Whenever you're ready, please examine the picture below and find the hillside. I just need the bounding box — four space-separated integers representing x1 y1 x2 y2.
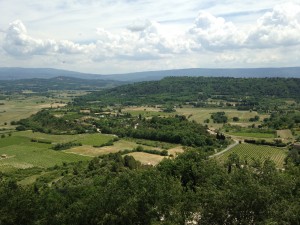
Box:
0 76 125 92
73 76 300 107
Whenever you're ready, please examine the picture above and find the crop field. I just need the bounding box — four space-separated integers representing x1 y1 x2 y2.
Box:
0 142 89 169
65 139 163 157
0 131 117 170
216 143 288 168
16 131 115 145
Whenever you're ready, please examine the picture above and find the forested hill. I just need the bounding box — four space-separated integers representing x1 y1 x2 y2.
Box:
73 76 300 106
0 76 125 92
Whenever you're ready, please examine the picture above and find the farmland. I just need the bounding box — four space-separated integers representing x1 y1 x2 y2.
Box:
0 91 86 131
0 131 118 170
216 143 288 168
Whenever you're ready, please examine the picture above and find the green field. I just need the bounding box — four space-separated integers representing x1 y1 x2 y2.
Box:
0 138 89 170
16 131 115 145
0 131 118 170
217 143 287 168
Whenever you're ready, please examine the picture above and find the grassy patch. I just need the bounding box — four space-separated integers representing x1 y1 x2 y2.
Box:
216 143 287 168
127 152 165 165
276 129 294 140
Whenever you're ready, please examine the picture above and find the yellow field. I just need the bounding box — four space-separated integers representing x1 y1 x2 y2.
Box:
65 139 162 157
276 129 294 140
127 152 165 165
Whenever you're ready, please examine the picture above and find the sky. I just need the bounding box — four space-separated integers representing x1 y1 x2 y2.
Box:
0 0 300 74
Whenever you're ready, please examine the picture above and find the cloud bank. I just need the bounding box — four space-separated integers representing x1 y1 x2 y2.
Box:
1 2 300 73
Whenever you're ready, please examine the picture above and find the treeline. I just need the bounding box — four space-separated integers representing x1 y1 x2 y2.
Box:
92 115 227 149
73 77 300 107
244 139 287 147
1 150 300 225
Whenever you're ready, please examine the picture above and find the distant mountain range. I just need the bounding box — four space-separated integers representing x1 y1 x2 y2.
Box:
0 67 299 81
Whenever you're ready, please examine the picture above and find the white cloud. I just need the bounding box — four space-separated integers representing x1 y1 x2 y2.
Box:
1 1 300 73
188 11 246 50
246 2 300 48
3 20 95 56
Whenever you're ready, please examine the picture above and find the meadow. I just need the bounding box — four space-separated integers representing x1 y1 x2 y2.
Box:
216 143 288 168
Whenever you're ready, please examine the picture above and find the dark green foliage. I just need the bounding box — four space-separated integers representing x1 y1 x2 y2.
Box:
16 110 93 134
31 138 52 144
52 142 82 150
0 151 300 224
73 76 300 107
286 148 300 166
263 111 300 129
244 139 287 147
93 115 224 148
211 111 228 123
232 116 239 122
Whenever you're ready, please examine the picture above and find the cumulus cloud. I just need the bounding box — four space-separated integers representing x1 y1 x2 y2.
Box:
188 11 246 50
3 20 95 56
93 20 188 61
2 2 300 69
246 2 300 48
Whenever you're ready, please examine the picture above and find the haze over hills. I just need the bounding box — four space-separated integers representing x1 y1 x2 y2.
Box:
0 67 299 81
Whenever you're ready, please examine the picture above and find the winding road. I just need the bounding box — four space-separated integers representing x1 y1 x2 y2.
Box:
209 139 239 158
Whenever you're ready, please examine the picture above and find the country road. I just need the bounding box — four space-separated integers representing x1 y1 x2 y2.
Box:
209 139 239 158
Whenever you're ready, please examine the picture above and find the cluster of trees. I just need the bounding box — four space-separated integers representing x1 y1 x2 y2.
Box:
263 111 300 129
15 110 94 134
211 112 228 123
52 142 82 150
93 115 227 148
244 139 287 147
1 150 300 225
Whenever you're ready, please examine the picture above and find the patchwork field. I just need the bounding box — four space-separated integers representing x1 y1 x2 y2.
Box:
0 131 118 170
0 91 87 131
124 106 270 130
216 143 288 168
